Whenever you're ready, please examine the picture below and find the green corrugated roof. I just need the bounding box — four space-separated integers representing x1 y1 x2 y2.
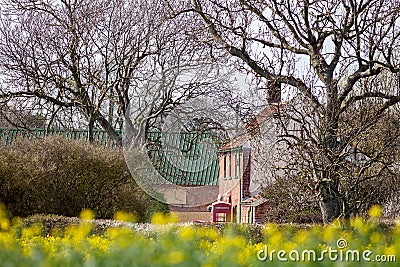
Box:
146 131 220 186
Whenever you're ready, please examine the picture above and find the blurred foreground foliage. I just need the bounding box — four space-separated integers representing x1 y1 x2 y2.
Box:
0 204 399 266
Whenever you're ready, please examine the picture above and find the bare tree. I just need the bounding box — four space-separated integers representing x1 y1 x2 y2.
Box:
190 0 400 223
0 0 227 145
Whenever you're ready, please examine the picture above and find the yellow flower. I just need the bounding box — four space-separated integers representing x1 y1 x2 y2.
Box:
269 231 283 245
21 225 42 238
65 223 92 244
198 228 220 240
293 230 309 244
322 225 337 242
80 209 95 220
262 223 278 236
179 226 195 241
168 250 185 264
0 218 10 231
351 217 369 234
253 243 265 252
384 245 396 256
114 211 137 223
370 232 381 244
368 205 382 218
87 235 111 252
151 212 178 225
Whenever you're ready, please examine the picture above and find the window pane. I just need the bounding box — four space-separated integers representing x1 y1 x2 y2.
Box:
223 154 227 180
232 153 237 178
216 212 227 222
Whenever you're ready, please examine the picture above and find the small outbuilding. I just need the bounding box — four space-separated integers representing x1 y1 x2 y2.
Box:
210 201 232 222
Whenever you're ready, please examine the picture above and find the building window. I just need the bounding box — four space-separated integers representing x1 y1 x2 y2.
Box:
227 152 231 180
222 150 241 180
232 153 237 179
216 212 227 222
223 154 227 180
236 152 240 179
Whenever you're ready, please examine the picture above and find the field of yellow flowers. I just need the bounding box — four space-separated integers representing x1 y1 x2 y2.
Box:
0 204 398 266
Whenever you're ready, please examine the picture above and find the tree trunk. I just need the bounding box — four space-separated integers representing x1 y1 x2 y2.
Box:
96 115 122 146
320 82 341 224
342 198 351 220
318 181 341 224
88 117 95 145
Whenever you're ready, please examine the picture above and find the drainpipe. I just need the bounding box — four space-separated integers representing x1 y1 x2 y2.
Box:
238 151 241 223
238 182 241 223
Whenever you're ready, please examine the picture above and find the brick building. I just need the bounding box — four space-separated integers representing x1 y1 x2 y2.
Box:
212 104 281 223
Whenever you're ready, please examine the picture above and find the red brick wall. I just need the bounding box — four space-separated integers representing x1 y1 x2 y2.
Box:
169 203 211 212
219 151 241 200
254 202 273 223
218 148 252 208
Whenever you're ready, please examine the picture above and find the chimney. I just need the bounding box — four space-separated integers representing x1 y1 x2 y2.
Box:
245 115 260 136
266 81 281 104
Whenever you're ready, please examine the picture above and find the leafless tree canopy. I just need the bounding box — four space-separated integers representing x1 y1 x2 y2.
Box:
0 0 232 145
190 0 400 223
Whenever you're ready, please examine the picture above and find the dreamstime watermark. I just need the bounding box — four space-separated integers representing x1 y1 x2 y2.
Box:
257 238 396 263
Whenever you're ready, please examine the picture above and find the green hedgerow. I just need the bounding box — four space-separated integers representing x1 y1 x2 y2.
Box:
0 136 168 220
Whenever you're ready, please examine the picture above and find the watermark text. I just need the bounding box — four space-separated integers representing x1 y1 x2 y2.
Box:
257 239 396 263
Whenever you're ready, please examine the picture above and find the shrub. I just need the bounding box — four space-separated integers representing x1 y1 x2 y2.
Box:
262 177 323 224
0 136 168 220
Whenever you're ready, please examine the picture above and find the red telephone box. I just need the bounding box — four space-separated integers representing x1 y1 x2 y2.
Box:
211 201 232 222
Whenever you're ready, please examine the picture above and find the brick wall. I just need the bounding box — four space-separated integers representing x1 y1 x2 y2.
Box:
219 151 241 200
254 202 273 224
170 211 211 222
168 185 218 212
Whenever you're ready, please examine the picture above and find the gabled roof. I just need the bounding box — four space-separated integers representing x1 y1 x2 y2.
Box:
241 194 267 206
220 102 287 151
219 132 250 151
